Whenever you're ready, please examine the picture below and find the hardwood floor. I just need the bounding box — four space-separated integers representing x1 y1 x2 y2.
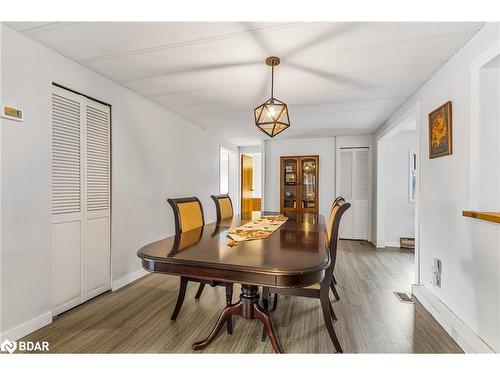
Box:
23 240 462 353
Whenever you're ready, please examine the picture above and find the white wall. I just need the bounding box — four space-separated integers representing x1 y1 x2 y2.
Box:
264 137 335 219
251 154 262 198
375 23 500 352
475 66 500 211
0 25 237 339
383 131 416 246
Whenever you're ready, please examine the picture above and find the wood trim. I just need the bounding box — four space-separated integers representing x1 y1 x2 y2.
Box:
240 154 253 214
462 211 500 224
141 259 325 288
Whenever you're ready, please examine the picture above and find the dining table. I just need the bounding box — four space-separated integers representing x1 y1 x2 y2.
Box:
137 211 330 353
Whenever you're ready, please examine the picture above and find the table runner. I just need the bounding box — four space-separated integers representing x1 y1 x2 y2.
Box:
227 214 288 245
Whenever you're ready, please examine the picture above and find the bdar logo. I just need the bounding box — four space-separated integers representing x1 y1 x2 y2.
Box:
0 339 17 354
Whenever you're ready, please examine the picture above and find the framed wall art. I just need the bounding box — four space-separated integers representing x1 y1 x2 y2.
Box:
428 101 452 158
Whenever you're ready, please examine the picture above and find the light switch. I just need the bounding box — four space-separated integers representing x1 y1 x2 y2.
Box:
432 258 441 274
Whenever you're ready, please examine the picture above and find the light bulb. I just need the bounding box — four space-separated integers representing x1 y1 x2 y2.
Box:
267 106 276 120
267 106 276 121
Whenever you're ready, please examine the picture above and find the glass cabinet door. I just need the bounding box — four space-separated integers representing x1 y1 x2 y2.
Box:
283 158 297 209
301 157 317 210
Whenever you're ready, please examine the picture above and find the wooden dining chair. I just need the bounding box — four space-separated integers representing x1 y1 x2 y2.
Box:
261 198 350 353
211 194 234 221
330 195 345 296
167 197 234 334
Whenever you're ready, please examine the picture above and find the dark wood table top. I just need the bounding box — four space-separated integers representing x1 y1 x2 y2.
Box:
138 212 330 288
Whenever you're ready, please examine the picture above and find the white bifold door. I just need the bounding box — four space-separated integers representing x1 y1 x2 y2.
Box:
337 147 371 240
52 85 111 316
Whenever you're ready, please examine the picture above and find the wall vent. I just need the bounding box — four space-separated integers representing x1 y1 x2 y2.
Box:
394 292 414 303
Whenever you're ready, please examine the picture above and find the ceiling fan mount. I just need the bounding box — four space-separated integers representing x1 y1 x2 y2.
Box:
265 56 280 67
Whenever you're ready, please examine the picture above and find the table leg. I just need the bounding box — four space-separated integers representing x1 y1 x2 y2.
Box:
192 284 284 353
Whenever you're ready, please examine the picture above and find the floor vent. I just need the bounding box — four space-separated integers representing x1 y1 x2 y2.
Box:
394 292 414 303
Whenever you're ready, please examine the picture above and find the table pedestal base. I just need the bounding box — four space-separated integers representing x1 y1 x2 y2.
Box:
192 284 283 353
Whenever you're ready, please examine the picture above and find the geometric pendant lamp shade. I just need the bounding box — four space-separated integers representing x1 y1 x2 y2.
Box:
254 56 290 137
254 97 290 137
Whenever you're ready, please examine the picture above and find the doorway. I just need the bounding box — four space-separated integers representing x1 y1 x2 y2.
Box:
240 153 262 214
376 105 420 285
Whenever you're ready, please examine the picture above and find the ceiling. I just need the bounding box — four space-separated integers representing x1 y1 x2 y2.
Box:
7 22 483 146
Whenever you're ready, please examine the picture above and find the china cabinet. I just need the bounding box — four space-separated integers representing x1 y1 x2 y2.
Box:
280 155 319 213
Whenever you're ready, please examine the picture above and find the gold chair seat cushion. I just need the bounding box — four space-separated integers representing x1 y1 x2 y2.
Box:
218 197 233 220
304 283 321 290
177 201 204 232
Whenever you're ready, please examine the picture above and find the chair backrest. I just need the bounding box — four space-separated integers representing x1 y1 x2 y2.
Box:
325 197 350 274
167 197 205 234
211 194 234 221
332 196 345 206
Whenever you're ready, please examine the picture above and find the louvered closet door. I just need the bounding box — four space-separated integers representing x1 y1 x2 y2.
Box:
52 87 84 315
52 86 111 315
352 149 369 240
338 150 354 238
337 147 371 240
84 99 111 300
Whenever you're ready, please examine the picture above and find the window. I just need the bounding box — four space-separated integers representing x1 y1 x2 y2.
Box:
409 152 417 203
219 147 230 194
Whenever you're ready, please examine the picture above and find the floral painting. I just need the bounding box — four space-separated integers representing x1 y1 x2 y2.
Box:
428 101 452 158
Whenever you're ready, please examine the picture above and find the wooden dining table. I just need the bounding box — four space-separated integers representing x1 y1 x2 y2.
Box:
137 211 329 353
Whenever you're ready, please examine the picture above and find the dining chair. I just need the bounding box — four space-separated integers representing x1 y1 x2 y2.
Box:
167 197 234 334
261 198 350 353
329 196 346 298
211 194 234 221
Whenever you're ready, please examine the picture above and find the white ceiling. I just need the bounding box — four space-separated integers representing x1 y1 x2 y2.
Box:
7 22 483 146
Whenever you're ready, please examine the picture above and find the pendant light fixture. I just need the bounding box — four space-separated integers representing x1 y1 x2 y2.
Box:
254 56 290 137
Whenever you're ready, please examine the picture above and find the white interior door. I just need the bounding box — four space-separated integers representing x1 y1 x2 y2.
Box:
52 86 111 315
338 150 354 238
337 147 371 240
353 149 370 239
83 101 111 299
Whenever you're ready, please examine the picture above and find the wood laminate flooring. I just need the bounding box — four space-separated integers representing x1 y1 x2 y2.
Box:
22 240 463 353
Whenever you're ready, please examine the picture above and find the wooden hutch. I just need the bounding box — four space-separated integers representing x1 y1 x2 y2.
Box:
280 155 319 213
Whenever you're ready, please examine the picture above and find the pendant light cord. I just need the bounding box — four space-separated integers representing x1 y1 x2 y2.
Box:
271 65 274 99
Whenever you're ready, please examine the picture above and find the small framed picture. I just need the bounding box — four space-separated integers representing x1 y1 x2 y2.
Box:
428 101 452 159
285 173 295 183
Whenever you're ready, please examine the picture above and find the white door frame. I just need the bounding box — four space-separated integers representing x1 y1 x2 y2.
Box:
376 102 422 285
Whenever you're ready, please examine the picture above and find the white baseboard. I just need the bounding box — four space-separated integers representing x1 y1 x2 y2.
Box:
412 284 495 353
385 241 401 248
111 268 148 291
0 270 148 342
0 312 52 342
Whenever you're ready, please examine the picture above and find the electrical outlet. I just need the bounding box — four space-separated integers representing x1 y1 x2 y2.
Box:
432 258 441 274
431 273 441 287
